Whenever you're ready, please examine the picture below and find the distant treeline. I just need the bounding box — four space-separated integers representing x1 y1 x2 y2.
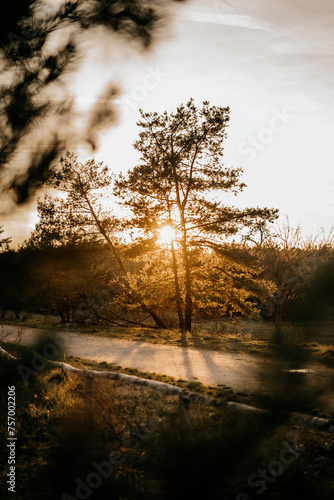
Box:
0 238 333 340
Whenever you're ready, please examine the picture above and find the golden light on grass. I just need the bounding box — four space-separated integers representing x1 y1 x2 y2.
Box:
158 224 175 245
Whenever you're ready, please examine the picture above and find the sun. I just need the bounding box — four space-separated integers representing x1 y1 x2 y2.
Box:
158 224 175 244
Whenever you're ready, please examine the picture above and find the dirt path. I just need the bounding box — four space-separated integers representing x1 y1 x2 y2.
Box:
1 324 333 409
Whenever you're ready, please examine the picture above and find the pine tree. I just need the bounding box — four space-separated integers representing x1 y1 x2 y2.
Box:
115 99 279 332
30 152 166 328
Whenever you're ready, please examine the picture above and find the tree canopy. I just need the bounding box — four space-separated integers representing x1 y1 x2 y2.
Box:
23 152 116 248
24 152 167 328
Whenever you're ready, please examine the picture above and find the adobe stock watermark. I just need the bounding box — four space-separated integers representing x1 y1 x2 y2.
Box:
118 65 169 120
238 107 296 162
236 440 304 499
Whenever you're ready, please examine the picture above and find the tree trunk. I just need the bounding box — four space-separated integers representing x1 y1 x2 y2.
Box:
83 192 166 329
273 323 283 345
66 303 70 323
179 213 192 332
170 241 185 331
145 307 166 329
184 290 192 332
182 243 192 332
273 305 283 344
56 303 66 323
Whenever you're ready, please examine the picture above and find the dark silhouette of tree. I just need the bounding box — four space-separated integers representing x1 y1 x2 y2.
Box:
115 99 279 332
247 219 334 343
0 226 12 252
0 0 185 204
0 236 120 323
0 248 34 318
292 252 334 322
31 244 114 323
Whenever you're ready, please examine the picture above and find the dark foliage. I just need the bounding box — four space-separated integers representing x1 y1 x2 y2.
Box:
289 255 334 322
0 243 116 322
0 0 185 203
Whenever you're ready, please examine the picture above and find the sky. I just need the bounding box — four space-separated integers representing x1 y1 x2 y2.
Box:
3 0 334 245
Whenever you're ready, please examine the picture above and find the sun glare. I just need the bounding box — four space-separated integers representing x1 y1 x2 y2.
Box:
159 225 175 244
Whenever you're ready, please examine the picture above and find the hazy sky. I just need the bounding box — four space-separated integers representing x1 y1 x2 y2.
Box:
3 0 334 245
